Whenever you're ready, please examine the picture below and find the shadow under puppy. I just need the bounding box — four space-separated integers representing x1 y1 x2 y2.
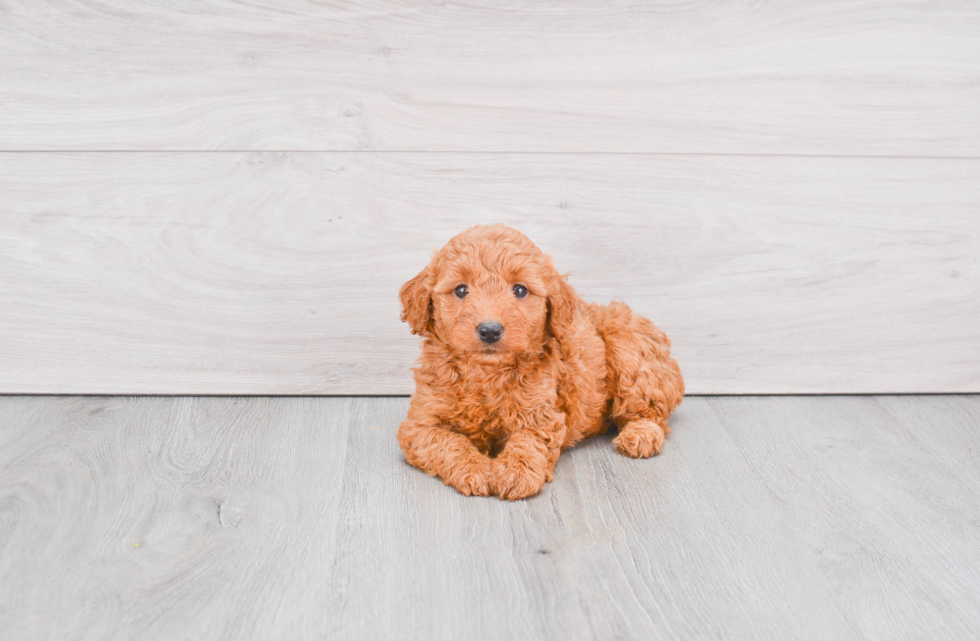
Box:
398 224 684 500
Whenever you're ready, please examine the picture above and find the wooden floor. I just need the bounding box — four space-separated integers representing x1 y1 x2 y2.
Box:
1 395 979 640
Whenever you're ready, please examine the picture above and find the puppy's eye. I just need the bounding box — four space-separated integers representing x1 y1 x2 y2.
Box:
513 284 528 298
454 284 469 299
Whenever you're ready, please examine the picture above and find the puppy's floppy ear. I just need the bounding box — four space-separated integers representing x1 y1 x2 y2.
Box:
400 263 434 335
546 270 578 345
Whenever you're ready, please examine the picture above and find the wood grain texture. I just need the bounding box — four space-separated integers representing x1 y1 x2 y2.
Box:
2 395 979 639
1 1 978 154
2 152 978 394
0 396 355 639
704 395 980 640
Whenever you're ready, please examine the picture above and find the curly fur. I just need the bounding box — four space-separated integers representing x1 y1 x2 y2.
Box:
397 224 684 500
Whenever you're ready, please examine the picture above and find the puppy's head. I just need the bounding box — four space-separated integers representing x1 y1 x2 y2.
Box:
400 224 575 362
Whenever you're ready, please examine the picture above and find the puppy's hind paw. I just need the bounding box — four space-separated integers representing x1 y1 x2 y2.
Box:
613 419 667 459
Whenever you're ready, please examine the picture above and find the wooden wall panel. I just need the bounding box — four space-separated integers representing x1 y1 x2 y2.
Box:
0 1 977 154
2 152 977 394
3 1 977 393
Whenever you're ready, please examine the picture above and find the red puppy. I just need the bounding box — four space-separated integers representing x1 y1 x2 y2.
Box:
398 225 684 500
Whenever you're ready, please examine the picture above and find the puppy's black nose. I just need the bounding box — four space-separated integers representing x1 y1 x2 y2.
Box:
477 321 503 344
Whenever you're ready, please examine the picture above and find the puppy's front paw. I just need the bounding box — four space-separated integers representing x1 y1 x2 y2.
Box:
446 459 492 497
613 418 667 459
490 460 546 501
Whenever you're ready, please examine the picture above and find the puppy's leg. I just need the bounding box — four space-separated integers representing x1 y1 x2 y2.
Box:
397 419 493 497
596 301 684 459
490 411 566 501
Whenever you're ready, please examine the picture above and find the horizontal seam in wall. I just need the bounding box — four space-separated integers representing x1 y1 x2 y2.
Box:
0 150 979 161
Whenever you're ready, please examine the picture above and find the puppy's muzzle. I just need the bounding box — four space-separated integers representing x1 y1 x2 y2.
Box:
477 321 503 344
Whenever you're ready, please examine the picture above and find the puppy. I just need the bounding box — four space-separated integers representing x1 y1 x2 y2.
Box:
398 224 683 500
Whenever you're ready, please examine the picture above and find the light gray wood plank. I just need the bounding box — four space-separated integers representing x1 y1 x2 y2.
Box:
1 1 978 154
875 395 980 479
3 395 980 639
0 396 354 640
2 152 978 394
326 398 858 640
705 395 980 639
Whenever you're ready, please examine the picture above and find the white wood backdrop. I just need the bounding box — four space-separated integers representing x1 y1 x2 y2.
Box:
2 1 979 155
1 1 978 394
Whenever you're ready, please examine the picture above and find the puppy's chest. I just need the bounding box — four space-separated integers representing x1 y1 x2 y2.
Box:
449 377 551 442
452 388 513 435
